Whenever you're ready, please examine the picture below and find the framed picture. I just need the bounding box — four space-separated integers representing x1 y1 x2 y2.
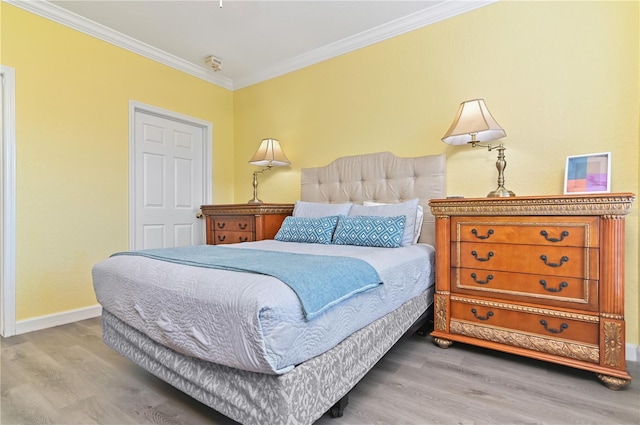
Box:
564 152 611 194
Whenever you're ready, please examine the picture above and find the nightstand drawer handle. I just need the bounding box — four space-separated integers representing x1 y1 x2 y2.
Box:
217 223 226 229
539 320 568 334
471 273 494 285
238 223 248 230
471 228 494 240
471 308 494 321
217 235 226 242
540 230 569 243
539 279 569 293
540 255 569 267
238 236 249 242
471 251 494 262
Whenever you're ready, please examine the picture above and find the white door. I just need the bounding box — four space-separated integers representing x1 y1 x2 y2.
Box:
132 107 209 250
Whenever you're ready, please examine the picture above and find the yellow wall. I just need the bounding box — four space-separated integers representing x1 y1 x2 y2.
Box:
234 1 640 344
1 4 235 320
2 1 639 348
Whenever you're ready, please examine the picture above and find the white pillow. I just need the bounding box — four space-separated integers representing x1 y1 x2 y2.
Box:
414 206 424 243
363 201 424 244
293 201 353 218
350 198 419 247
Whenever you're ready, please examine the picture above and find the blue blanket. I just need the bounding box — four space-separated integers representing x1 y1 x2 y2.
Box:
112 245 382 320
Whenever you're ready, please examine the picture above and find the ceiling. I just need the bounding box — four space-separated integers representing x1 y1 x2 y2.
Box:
14 0 494 89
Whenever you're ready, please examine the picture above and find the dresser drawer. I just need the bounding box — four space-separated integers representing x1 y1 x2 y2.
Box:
213 231 254 244
449 298 600 346
452 216 599 247
451 268 598 311
452 241 599 279
213 217 254 233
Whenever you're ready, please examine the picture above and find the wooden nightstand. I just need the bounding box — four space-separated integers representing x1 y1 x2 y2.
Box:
429 193 635 390
201 203 294 245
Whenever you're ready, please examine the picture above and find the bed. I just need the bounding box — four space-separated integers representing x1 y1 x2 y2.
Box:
93 151 446 425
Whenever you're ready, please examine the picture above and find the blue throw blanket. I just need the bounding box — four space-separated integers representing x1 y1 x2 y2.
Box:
112 245 382 320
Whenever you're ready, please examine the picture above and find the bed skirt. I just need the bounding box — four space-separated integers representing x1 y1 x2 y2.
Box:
102 286 434 425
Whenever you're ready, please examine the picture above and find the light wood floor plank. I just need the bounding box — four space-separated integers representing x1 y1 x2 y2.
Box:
2 318 639 425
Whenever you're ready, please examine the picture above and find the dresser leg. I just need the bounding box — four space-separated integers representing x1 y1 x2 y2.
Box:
433 337 453 349
596 373 631 390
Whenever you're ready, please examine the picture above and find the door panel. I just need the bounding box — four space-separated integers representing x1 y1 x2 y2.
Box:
143 152 165 207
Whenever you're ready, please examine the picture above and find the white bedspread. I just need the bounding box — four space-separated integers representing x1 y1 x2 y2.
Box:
92 240 435 375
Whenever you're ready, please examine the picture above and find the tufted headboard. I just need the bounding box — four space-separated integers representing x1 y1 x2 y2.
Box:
300 151 446 246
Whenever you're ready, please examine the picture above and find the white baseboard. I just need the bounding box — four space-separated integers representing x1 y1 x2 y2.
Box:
15 304 102 335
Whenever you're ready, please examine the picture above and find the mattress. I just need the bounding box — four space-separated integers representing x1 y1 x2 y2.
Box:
92 240 435 375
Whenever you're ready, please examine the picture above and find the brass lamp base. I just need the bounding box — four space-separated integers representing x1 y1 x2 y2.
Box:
248 167 271 205
486 143 515 198
488 187 515 197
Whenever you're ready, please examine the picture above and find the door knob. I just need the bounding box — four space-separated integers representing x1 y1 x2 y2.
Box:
196 211 203 219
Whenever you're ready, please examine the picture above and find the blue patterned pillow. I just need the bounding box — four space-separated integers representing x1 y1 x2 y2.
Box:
275 216 339 244
332 215 406 248
350 198 419 246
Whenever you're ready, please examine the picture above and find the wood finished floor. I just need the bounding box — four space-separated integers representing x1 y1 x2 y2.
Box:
1 318 639 425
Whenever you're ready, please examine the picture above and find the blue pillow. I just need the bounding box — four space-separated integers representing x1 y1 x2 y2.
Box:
275 216 339 244
332 215 406 248
349 198 419 247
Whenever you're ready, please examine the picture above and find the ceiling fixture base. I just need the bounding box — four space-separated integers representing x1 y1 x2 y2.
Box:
205 55 222 72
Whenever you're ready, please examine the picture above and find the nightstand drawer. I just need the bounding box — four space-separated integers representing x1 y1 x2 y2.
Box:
449 298 600 346
213 231 254 244
213 217 254 233
451 268 598 311
452 216 599 248
453 242 599 279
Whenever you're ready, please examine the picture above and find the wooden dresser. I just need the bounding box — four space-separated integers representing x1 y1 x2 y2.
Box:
201 203 294 245
429 193 635 390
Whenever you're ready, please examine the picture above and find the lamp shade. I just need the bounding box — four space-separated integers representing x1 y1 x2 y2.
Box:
248 138 290 167
441 99 506 145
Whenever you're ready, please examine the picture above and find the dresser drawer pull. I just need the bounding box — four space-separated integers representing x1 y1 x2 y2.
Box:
539 279 569 293
540 255 569 267
540 230 570 243
539 320 569 334
471 228 494 240
471 251 494 262
217 235 226 242
216 223 226 229
238 223 248 230
471 273 494 285
471 308 494 321
238 236 249 242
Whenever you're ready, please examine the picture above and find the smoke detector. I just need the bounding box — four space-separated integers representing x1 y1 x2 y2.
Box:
204 55 222 72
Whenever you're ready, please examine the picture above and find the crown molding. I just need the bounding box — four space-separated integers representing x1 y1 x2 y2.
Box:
5 0 234 90
6 0 495 91
232 1 497 89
